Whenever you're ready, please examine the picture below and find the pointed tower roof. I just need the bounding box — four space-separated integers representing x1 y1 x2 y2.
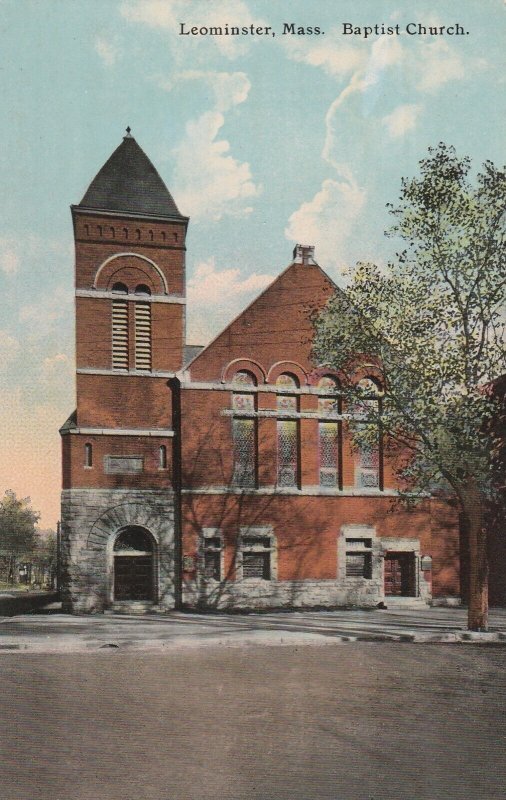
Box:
77 129 184 219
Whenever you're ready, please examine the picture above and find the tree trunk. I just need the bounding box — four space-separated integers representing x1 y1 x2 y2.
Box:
464 480 489 631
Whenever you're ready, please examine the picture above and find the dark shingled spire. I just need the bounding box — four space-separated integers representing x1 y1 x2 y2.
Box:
78 130 183 218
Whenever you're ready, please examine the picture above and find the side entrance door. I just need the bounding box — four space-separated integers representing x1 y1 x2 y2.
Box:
384 552 416 597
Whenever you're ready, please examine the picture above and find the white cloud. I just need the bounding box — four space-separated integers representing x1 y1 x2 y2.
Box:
416 40 465 92
281 33 364 77
0 330 20 369
186 257 273 342
0 239 20 275
95 36 120 67
169 69 251 112
285 172 366 273
19 285 73 339
382 103 420 138
121 0 262 59
172 110 261 221
39 353 74 395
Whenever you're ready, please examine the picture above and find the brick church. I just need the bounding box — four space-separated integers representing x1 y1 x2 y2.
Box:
60 132 461 614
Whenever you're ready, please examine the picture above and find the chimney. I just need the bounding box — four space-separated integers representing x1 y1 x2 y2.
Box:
292 244 316 265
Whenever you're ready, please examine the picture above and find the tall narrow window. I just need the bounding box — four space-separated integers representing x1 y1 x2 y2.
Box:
159 445 167 469
319 422 339 487
353 378 382 489
231 371 257 488
135 302 151 371
112 300 128 370
232 418 256 487
356 437 380 488
84 443 93 468
276 373 299 487
277 420 298 487
318 376 340 487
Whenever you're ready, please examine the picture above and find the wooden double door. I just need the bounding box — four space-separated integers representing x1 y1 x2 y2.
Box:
114 556 154 601
113 526 155 602
384 552 417 597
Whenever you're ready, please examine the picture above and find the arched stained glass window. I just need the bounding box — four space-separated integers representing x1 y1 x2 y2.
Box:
232 370 257 386
276 372 299 389
318 375 340 416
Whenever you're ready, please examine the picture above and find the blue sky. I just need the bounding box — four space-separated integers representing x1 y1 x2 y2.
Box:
1 0 504 526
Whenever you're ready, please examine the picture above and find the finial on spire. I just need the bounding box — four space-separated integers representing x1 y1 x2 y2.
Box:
125 126 132 138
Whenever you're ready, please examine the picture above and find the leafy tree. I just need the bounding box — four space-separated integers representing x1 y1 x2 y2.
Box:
314 144 505 631
31 529 58 588
0 490 39 584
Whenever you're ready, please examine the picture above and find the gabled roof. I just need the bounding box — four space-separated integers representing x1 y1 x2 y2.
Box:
77 133 184 219
187 255 341 382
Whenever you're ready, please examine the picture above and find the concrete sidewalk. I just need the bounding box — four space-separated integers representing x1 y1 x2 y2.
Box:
1 606 506 652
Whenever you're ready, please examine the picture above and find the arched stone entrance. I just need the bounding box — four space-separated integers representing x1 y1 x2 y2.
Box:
113 526 156 602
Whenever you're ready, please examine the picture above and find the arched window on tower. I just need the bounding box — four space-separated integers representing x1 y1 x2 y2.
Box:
111 282 128 294
134 301 151 371
112 298 128 370
84 443 93 468
135 284 151 296
159 445 167 470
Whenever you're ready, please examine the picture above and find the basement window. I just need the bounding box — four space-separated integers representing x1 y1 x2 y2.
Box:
202 532 222 581
345 538 373 579
241 535 273 580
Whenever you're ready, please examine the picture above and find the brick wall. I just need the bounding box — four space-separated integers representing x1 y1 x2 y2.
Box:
62 433 173 490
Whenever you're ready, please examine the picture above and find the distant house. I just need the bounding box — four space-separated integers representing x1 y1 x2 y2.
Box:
60 133 461 614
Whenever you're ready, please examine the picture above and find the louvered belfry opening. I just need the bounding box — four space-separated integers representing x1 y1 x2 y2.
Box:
112 300 128 370
135 302 151 370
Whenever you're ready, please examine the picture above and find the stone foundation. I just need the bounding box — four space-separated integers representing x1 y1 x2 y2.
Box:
60 488 176 614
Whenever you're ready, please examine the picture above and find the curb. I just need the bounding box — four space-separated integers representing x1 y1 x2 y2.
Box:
1 629 506 653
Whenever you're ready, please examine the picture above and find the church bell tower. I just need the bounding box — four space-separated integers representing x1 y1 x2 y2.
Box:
60 129 188 613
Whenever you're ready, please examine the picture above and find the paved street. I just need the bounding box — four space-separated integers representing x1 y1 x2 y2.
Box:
1 606 506 651
1 643 506 800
